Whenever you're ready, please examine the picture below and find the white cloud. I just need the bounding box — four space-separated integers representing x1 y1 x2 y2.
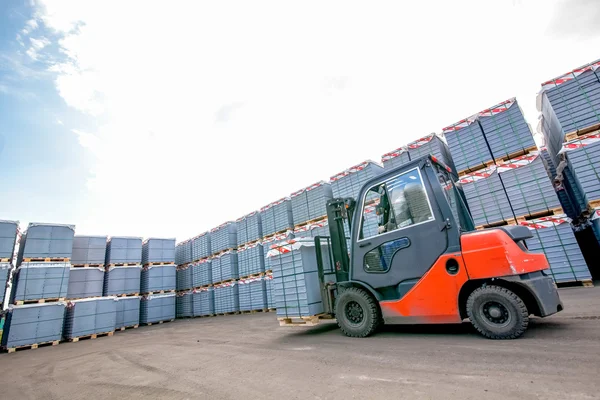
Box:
31 0 600 239
26 36 50 60
56 118 64 125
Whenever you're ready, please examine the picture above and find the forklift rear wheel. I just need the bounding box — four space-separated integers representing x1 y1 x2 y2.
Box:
335 287 381 338
466 285 529 340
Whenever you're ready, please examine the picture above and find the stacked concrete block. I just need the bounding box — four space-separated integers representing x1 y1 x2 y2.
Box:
17 223 75 264
1 302 66 349
292 219 330 239
444 116 493 174
213 281 239 314
115 296 140 329
67 267 105 299
330 160 384 199
176 263 193 291
238 276 267 312
191 258 212 288
105 236 142 264
103 265 141 296
522 215 592 283
290 182 333 225
63 297 117 339
262 232 291 265
191 232 211 262
71 235 107 266
211 251 238 284
175 239 193 266
141 264 176 294
237 242 264 278
260 198 294 237
0 263 10 305
264 272 274 309
140 292 176 324
11 262 70 303
193 287 215 316
210 222 237 255
0 220 19 260
562 136 600 209
381 147 411 170
236 211 263 247
176 291 194 318
142 238 176 265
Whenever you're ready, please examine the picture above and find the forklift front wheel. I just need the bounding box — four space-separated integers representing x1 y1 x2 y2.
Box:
466 285 529 340
335 287 381 338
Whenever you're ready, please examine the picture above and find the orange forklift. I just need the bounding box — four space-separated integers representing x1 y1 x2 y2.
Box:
314 155 563 339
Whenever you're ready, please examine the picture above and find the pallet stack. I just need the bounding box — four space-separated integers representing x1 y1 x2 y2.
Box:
0 220 19 308
210 222 239 315
68 235 107 300
63 297 117 342
140 238 176 324
382 133 455 173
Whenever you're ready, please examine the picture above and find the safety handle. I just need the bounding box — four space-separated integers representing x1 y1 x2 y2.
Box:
358 241 371 248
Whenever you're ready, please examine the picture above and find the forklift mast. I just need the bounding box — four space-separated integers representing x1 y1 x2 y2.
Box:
323 197 355 283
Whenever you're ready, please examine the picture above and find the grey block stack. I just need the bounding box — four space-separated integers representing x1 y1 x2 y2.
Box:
523 215 592 283
105 236 142 264
176 264 193 291
67 267 105 299
330 160 384 199
17 223 74 264
191 232 211 261
63 297 117 339
443 118 493 173
191 258 212 288
115 296 140 329
459 167 515 227
213 281 239 314
210 222 237 254
0 262 10 305
236 211 263 246
0 220 19 260
563 138 600 207
290 182 333 225
140 292 176 324
141 264 176 294
237 242 264 278
406 134 455 173
176 291 194 318
71 235 107 265
211 251 238 284
264 273 274 309
261 232 291 265
12 262 70 302
193 287 215 316
381 147 411 170
175 239 193 266
260 198 294 237
497 153 562 218
1 302 66 349
142 238 176 265
292 219 330 239
268 238 335 318
103 265 141 296
238 276 267 312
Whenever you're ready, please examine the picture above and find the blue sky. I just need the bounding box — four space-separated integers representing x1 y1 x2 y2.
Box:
1 0 599 241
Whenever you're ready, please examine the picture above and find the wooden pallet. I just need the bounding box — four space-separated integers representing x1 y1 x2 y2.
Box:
557 280 594 288
244 238 262 247
214 279 236 286
144 262 175 266
111 293 140 298
66 295 103 301
143 289 176 295
143 319 175 326
494 145 538 164
14 297 65 306
240 309 265 314
457 160 496 177
265 308 276 312
115 325 139 331
515 207 564 223
68 331 114 342
0 258 11 263
587 199 600 211
239 272 265 280
294 216 328 229
564 123 600 142
475 219 515 231
216 311 240 316
263 229 291 241
5 340 60 353
107 263 141 267
192 284 213 290
265 269 273 275
278 314 334 327
23 257 70 263
71 263 104 268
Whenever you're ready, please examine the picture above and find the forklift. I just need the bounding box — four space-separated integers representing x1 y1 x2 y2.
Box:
313 155 563 339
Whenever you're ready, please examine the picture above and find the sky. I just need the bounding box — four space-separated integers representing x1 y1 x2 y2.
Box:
0 0 599 242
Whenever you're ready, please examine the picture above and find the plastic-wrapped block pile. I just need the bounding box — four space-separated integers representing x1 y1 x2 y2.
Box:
1 302 66 349
12 262 70 302
210 222 237 255
522 215 592 283
540 148 577 219
17 223 75 264
237 242 264 278
406 134 455 173
191 258 212 288
211 251 238 284
238 276 267 312
177 264 193 291
176 291 194 317
260 198 294 237
141 264 176 293
496 152 562 218
104 265 141 296
115 296 140 329
105 236 142 264
140 292 176 324
236 211 263 246
381 147 411 170
213 281 239 314
290 182 333 225
267 238 336 318
71 236 107 265
562 135 600 207
330 160 384 199
191 232 211 261
142 238 176 265
63 297 117 339
193 287 215 316
0 220 19 260
459 167 515 227
262 232 291 269
293 219 330 239
443 117 493 174
0 263 10 305
538 59 600 166
175 239 193 266
67 267 105 299
264 273 274 309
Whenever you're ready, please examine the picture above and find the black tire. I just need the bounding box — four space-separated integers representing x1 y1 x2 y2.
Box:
466 285 529 340
335 287 381 338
